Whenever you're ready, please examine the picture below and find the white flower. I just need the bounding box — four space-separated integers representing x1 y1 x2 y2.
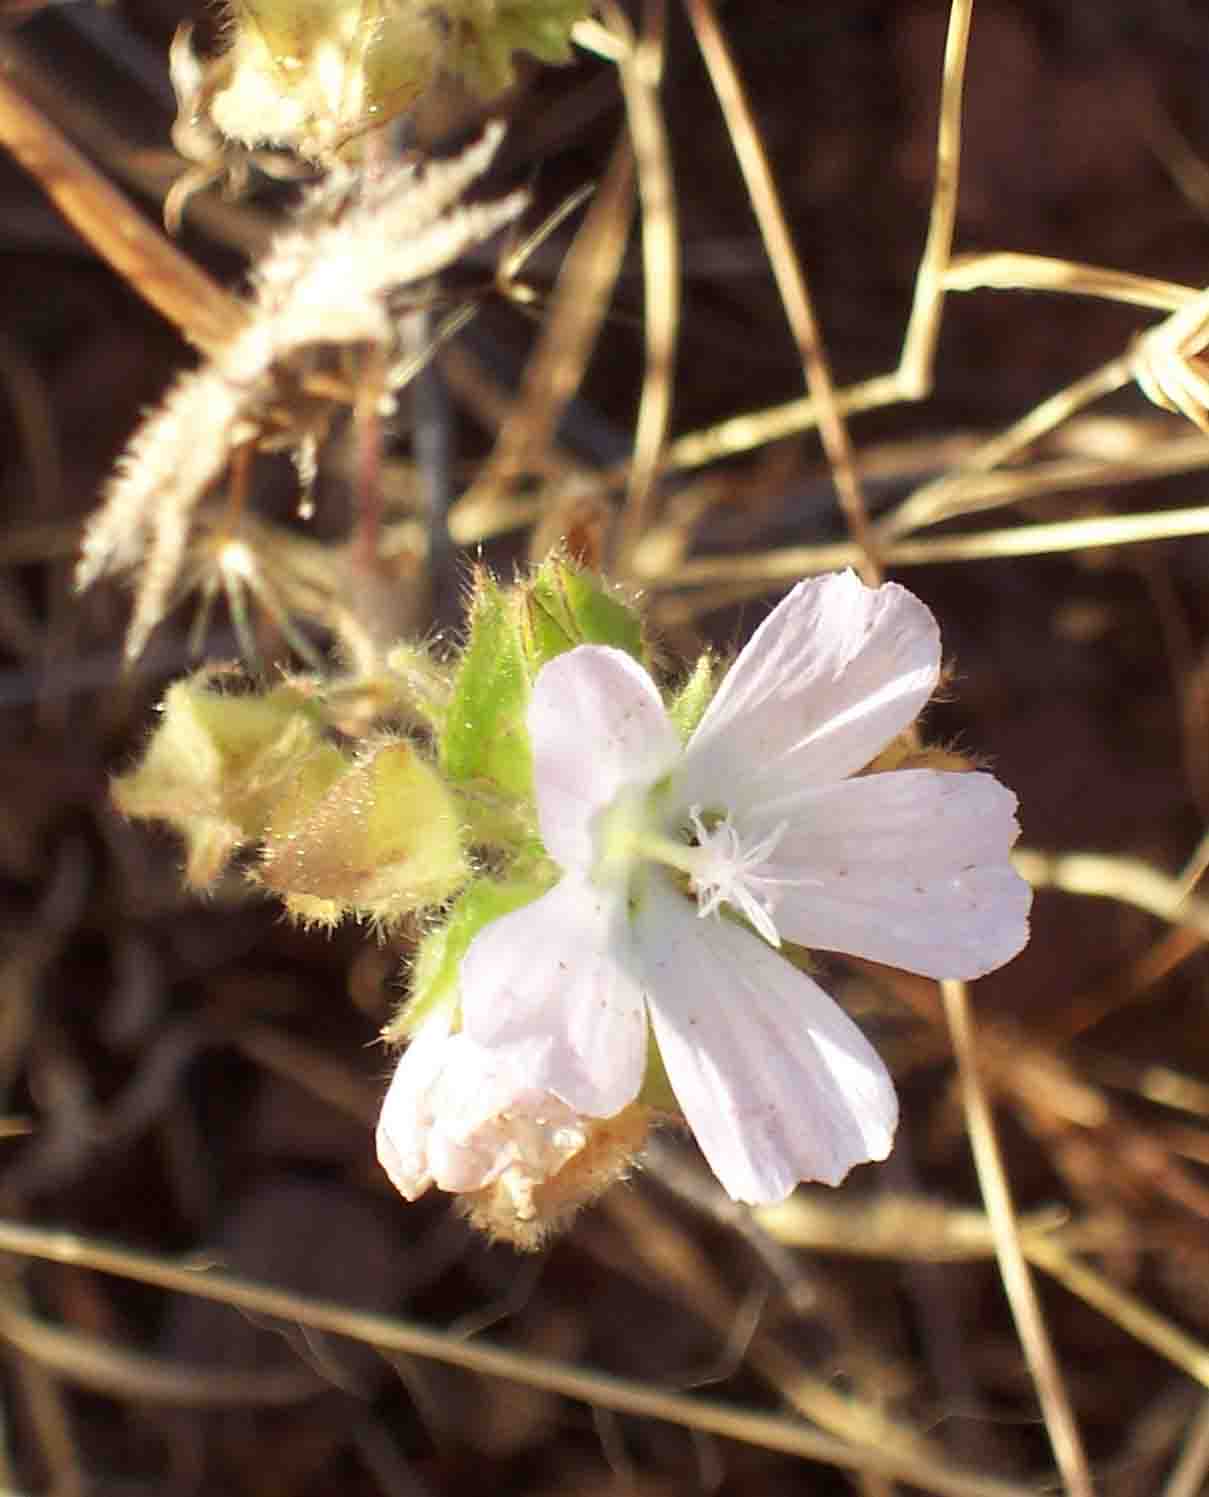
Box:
375 1008 589 1223
458 571 1031 1205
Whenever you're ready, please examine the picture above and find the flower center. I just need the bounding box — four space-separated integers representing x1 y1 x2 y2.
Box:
594 789 787 947
681 806 788 948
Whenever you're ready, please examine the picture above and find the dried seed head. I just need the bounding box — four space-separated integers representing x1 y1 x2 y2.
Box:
459 1103 656 1250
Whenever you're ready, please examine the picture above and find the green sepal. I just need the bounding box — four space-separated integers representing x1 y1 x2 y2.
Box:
638 1022 679 1112
440 569 533 798
776 940 820 976
519 555 646 670
386 871 555 1040
382 642 453 735
441 561 647 804
445 0 590 98
448 783 540 855
668 652 717 742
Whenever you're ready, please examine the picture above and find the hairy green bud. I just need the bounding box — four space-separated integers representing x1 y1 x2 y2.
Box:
259 736 469 929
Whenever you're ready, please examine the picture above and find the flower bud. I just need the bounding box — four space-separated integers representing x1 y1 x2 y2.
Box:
460 1101 655 1250
376 1004 656 1251
207 1 438 158
112 672 324 889
197 0 591 160
259 736 468 928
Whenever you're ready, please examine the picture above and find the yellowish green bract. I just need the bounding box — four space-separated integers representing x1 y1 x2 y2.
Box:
209 0 592 157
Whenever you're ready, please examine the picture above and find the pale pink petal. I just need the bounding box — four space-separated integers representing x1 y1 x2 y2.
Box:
676 573 941 819
375 1008 455 1201
763 770 1031 978
529 645 681 872
637 882 897 1203
424 1034 584 1195
459 874 648 1117
377 1021 588 1204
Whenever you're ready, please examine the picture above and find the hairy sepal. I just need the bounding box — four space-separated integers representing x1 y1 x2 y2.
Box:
260 736 468 928
111 672 325 889
384 872 555 1042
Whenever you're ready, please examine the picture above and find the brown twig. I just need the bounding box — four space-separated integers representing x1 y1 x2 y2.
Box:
599 0 679 570
941 980 1095 1497
0 45 243 351
682 0 879 582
